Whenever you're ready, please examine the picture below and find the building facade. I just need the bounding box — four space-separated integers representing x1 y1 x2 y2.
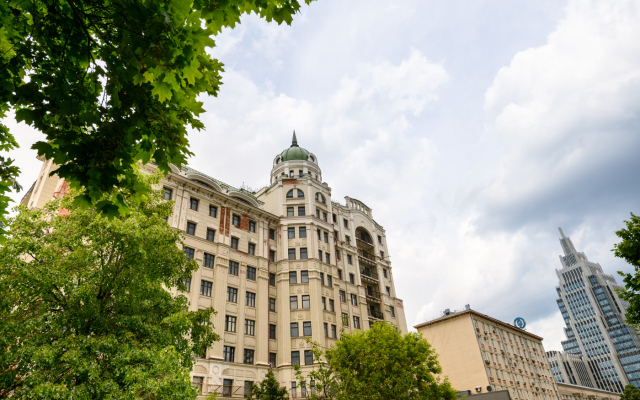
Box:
21 134 408 397
555 382 620 400
551 228 640 393
547 351 594 388
415 308 560 400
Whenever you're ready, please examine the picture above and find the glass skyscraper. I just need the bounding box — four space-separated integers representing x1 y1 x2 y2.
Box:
551 228 640 392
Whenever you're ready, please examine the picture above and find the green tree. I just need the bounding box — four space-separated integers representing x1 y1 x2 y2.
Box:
293 322 458 400
0 0 314 231
615 212 640 326
246 370 289 400
0 171 219 399
620 384 640 400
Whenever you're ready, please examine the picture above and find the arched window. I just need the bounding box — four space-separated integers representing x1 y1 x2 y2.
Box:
276 157 281 164
315 193 319 200
287 189 294 198
297 189 304 197
315 192 326 204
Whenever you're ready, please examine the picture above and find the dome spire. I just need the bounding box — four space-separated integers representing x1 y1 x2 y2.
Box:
291 131 298 147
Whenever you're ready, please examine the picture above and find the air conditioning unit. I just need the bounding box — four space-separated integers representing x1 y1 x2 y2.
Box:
475 387 482 393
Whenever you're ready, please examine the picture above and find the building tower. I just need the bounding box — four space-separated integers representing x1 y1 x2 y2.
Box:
551 228 640 393
21 133 408 397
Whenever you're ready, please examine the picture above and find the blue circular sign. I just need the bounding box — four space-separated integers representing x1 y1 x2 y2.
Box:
514 317 526 329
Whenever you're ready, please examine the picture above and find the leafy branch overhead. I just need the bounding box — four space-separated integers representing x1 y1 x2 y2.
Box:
0 0 314 221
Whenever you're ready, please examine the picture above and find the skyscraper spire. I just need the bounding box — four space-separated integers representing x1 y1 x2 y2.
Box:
291 131 298 147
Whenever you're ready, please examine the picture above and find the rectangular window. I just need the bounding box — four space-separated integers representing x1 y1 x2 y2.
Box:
324 323 329 337
317 229 321 240
190 198 199 211
324 232 329 243
223 346 235 362
200 280 213 297
290 296 298 309
186 221 196 235
333 213 337 223
336 248 341 261
232 214 240 227
249 221 256 232
390 306 396 318
209 205 218 218
229 260 239 276
206 228 215 242
203 253 215 268
269 353 277 367
269 297 276 312
231 237 239 250
316 209 320 218
353 316 361 329
303 321 312 336
305 350 313 365
320 273 325 286
269 273 276 286
318 249 323 260
322 297 326 310
183 277 191 292
291 351 300 366
386 286 391 296
300 248 308 259
244 381 253 397
269 250 276 262
298 206 305 216
327 275 332 287
345 235 351 245
227 287 238 303
299 170 303 177
270 324 277 339
342 313 349 326
383 268 388 278
247 266 256 281
347 255 353 265
288 227 295 239
331 325 337 338
269 228 275 240
340 290 346 303
350 293 358 306
287 207 294 217
225 315 237 332
163 187 173 200
325 253 330 264
380 251 384 259
245 319 255 336
244 349 254 364
378 235 382 244
184 247 195 261
349 273 355 284
288 248 296 260
301 270 309 283
329 299 335 312
289 271 297 284
246 291 256 307
291 382 297 398
290 322 299 337
299 226 306 238
302 295 310 309
338 269 343 280
248 243 255 255
323 212 327 222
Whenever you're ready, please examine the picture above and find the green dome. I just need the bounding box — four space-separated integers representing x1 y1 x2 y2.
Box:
280 132 310 161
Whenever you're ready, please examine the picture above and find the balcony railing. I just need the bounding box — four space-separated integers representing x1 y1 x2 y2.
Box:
368 309 384 320
360 268 379 281
358 249 377 262
366 288 382 300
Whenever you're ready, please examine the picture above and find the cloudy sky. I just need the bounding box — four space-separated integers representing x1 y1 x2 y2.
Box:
5 0 640 351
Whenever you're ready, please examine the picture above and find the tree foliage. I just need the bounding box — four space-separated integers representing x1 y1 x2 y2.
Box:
615 213 640 327
620 384 640 400
294 322 458 400
246 370 289 400
0 0 314 228
0 171 219 399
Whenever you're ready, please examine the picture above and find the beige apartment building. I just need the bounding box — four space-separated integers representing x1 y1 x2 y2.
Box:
415 308 560 400
21 133 407 397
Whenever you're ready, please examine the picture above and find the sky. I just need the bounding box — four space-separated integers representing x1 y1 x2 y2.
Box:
4 0 640 351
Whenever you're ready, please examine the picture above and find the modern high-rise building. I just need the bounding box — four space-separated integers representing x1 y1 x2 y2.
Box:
550 228 640 393
21 133 408 397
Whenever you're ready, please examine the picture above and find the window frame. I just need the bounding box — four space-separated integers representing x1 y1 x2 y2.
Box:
245 319 255 336
301 270 309 283
298 206 305 216
223 346 235 362
299 226 307 238
288 227 295 239
302 295 310 309
184 247 195 261
248 243 255 255
227 287 238 303
246 266 256 281
290 296 298 310
289 271 297 284
231 237 239 250
300 247 308 259
225 315 237 332
209 205 218 218
246 291 256 307
206 228 215 242
290 322 299 337
244 349 255 364
190 198 199 211
163 187 173 200
186 221 196 235
269 297 276 312
291 351 300 366
229 260 239 276
200 280 213 297
203 253 215 268
303 321 312 336
288 248 296 260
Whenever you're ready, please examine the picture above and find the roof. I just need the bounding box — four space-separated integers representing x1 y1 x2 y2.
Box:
182 166 259 201
280 131 310 162
414 309 544 341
